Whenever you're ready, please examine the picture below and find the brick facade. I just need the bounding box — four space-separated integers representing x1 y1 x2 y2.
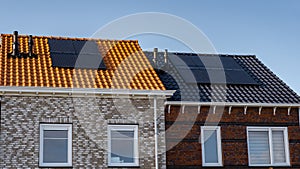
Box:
0 95 167 169
165 105 300 169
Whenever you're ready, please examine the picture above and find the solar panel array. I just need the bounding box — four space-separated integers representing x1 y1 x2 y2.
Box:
48 39 106 69
169 53 259 85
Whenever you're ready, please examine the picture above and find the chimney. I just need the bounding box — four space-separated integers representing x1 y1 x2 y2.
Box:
28 35 34 57
12 31 19 57
153 48 158 68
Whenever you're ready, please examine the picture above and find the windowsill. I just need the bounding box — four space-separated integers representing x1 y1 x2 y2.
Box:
39 165 73 168
108 165 140 168
202 164 223 167
249 164 291 167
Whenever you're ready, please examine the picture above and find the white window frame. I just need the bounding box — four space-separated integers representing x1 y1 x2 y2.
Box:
201 126 223 167
108 125 139 167
39 124 72 167
247 127 290 167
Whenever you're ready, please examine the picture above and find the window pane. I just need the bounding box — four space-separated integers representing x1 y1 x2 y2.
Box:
249 131 270 164
44 130 68 138
43 139 68 163
203 130 218 163
272 131 286 163
111 131 134 139
111 131 134 163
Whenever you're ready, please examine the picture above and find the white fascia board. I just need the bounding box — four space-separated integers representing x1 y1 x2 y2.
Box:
0 86 175 97
165 101 300 107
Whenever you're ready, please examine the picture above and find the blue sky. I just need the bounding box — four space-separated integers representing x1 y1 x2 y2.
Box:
1 0 299 94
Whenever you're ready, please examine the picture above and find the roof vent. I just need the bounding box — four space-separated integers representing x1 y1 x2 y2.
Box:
11 31 20 57
164 49 169 69
28 35 34 57
9 31 36 58
164 49 168 64
0 36 2 48
153 48 158 69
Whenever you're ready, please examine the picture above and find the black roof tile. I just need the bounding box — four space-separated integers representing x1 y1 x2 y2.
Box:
144 51 300 104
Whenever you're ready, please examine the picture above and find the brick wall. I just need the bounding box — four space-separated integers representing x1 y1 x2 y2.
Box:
0 96 167 169
165 105 300 169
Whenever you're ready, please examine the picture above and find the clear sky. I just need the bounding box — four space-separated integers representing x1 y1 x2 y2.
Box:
1 0 299 95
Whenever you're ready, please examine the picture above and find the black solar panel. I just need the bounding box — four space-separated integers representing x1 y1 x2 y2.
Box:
48 39 75 54
72 40 86 54
50 53 77 68
73 40 100 54
220 57 241 69
75 53 106 69
48 39 106 69
225 70 257 85
169 54 259 85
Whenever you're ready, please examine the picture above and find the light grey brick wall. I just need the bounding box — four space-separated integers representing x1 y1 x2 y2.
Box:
0 95 167 169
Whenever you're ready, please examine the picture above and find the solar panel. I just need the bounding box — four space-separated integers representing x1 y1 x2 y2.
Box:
48 39 75 54
48 39 106 69
73 40 100 54
199 56 221 68
177 68 198 83
72 40 86 54
192 69 209 83
169 54 259 85
192 57 204 67
50 53 77 68
220 57 241 69
169 55 188 67
225 70 258 85
75 53 106 69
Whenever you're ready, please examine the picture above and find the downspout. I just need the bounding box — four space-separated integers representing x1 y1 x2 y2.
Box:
154 96 158 169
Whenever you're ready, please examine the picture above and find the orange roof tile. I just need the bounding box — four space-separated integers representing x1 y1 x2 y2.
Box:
0 34 165 90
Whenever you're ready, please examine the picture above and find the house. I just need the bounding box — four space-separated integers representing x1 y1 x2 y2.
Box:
1 31 300 169
144 50 300 168
0 32 174 168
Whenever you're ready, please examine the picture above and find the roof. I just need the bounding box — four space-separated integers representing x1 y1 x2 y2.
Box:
0 34 165 90
144 51 300 104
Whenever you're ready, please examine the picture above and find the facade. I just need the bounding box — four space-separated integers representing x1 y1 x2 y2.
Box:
145 51 300 169
1 32 300 169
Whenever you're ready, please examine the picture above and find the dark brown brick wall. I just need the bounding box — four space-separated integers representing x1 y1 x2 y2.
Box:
166 105 300 169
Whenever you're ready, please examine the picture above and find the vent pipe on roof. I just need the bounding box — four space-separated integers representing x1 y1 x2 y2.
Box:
164 49 169 69
164 49 168 64
153 48 158 69
12 31 19 57
28 35 34 57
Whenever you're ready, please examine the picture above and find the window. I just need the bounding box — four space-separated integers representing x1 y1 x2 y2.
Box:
108 125 139 167
247 127 290 166
39 124 72 167
201 126 223 167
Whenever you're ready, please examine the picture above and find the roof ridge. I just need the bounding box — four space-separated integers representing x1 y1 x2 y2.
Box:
1 34 138 43
143 51 256 58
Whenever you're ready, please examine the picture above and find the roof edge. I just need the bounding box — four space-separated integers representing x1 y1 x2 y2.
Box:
0 86 175 98
165 101 300 107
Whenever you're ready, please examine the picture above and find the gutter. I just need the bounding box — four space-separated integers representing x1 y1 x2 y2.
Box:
154 96 159 169
0 86 175 98
165 101 300 107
